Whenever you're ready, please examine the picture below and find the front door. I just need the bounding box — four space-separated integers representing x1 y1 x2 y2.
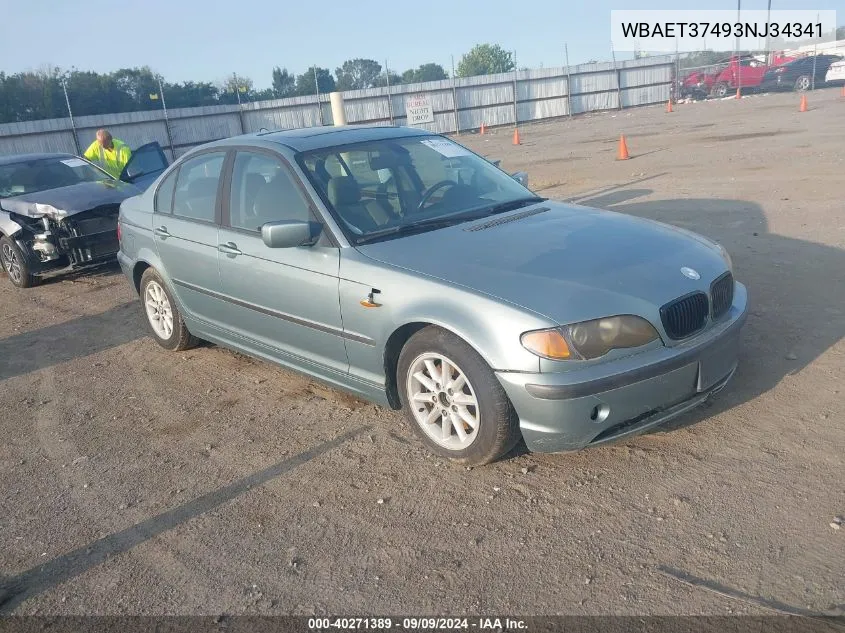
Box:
120 142 170 191
216 149 348 379
152 150 227 327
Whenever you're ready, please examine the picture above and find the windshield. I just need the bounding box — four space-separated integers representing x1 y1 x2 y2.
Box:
297 135 539 243
0 156 113 199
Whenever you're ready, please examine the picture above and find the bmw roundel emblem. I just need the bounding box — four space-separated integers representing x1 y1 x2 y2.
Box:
681 267 701 280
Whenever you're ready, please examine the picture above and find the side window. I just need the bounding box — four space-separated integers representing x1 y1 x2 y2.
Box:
229 152 312 232
172 152 225 222
154 169 178 214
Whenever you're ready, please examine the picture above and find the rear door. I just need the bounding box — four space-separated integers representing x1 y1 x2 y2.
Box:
120 142 169 190
215 148 348 378
153 150 228 326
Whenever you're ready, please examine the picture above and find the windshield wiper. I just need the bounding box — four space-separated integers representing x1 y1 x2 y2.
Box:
478 196 546 217
355 215 474 244
354 197 547 245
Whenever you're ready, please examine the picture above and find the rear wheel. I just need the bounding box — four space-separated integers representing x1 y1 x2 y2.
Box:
139 268 197 351
0 236 37 288
713 82 729 98
397 326 521 466
794 75 812 91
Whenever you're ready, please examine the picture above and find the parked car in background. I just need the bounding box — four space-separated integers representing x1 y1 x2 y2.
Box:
709 54 778 97
118 126 747 466
760 54 843 92
0 142 168 287
825 58 845 84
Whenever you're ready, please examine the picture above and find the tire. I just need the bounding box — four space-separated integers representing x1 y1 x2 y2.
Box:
397 326 521 466
139 268 197 351
712 83 729 98
794 75 812 92
0 236 38 288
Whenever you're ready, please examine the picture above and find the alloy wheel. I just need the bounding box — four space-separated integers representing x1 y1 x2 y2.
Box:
144 280 174 339
1 243 22 285
406 352 480 450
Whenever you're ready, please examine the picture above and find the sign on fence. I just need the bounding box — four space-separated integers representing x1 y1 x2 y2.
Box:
405 94 434 125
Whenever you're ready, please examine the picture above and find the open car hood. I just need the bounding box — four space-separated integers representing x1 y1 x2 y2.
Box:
0 180 140 220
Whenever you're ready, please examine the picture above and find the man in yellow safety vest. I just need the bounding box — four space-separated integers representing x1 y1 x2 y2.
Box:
83 129 132 179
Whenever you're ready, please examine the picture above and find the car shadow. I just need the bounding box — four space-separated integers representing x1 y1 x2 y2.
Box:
35 260 123 286
579 195 845 433
0 302 145 381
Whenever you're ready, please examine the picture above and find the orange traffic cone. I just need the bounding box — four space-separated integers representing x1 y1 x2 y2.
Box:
480 122 486 135
735 88 742 99
799 94 808 112
617 134 630 160
840 85 845 98
666 99 673 113
512 128 521 145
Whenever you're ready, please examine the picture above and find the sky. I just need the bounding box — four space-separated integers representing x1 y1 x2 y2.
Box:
1 0 843 89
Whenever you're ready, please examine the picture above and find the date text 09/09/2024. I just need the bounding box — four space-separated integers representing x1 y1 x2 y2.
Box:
619 21 822 39
307 617 527 630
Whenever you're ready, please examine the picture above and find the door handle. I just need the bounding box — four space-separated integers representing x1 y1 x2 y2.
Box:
153 226 170 238
218 242 242 256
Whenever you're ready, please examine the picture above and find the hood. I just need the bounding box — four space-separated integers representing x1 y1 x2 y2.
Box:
0 180 140 219
356 201 732 325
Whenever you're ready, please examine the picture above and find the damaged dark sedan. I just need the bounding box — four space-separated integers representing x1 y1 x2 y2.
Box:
0 145 168 288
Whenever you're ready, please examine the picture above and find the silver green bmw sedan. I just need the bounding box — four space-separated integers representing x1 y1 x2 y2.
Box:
117 126 747 465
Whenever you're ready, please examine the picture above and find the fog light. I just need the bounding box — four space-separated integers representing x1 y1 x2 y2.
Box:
590 403 610 423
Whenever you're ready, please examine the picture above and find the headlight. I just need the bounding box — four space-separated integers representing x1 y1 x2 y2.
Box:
522 315 660 361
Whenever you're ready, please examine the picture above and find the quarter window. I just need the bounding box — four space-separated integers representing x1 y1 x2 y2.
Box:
172 152 225 222
154 169 178 214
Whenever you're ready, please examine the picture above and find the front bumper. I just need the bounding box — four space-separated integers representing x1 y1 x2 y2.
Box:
497 282 748 453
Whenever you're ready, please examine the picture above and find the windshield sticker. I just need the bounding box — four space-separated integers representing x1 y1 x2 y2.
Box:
61 158 88 168
420 139 472 158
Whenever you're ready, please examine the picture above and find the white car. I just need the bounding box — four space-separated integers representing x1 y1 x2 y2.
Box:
825 59 845 83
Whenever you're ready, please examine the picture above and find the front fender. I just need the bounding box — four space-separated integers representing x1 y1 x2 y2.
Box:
0 211 24 238
339 249 554 389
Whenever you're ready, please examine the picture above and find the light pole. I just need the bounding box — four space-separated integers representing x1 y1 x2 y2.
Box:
61 76 81 155
765 0 772 63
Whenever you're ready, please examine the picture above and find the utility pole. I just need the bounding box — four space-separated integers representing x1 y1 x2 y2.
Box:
385 58 394 125
765 0 773 64
451 54 459 134
314 65 324 126
512 50 518 128
157 75 175 159
736 0 742 96
564 43 573 119
61 78 81 155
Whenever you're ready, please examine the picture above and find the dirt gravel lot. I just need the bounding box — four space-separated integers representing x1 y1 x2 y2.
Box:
1 87 843 617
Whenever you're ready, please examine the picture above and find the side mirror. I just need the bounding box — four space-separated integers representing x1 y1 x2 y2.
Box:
511 171 529 188
261 220 322 248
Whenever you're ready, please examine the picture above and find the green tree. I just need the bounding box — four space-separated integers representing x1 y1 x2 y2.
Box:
112 66 160 109
335 58 382 91
163 81 219 108
401 63 448 84
456 44 515 77
218 73 254 104
295 66 336 96
372 70 402 88
271 67 295 98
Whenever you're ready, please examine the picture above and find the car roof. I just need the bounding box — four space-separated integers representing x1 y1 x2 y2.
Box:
0 152 78 166
209 125 434 153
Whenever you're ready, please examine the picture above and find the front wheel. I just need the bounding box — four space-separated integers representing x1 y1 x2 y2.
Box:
397 326 521 466
139 268 197 351
794 75 812 91
0 236 37 288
